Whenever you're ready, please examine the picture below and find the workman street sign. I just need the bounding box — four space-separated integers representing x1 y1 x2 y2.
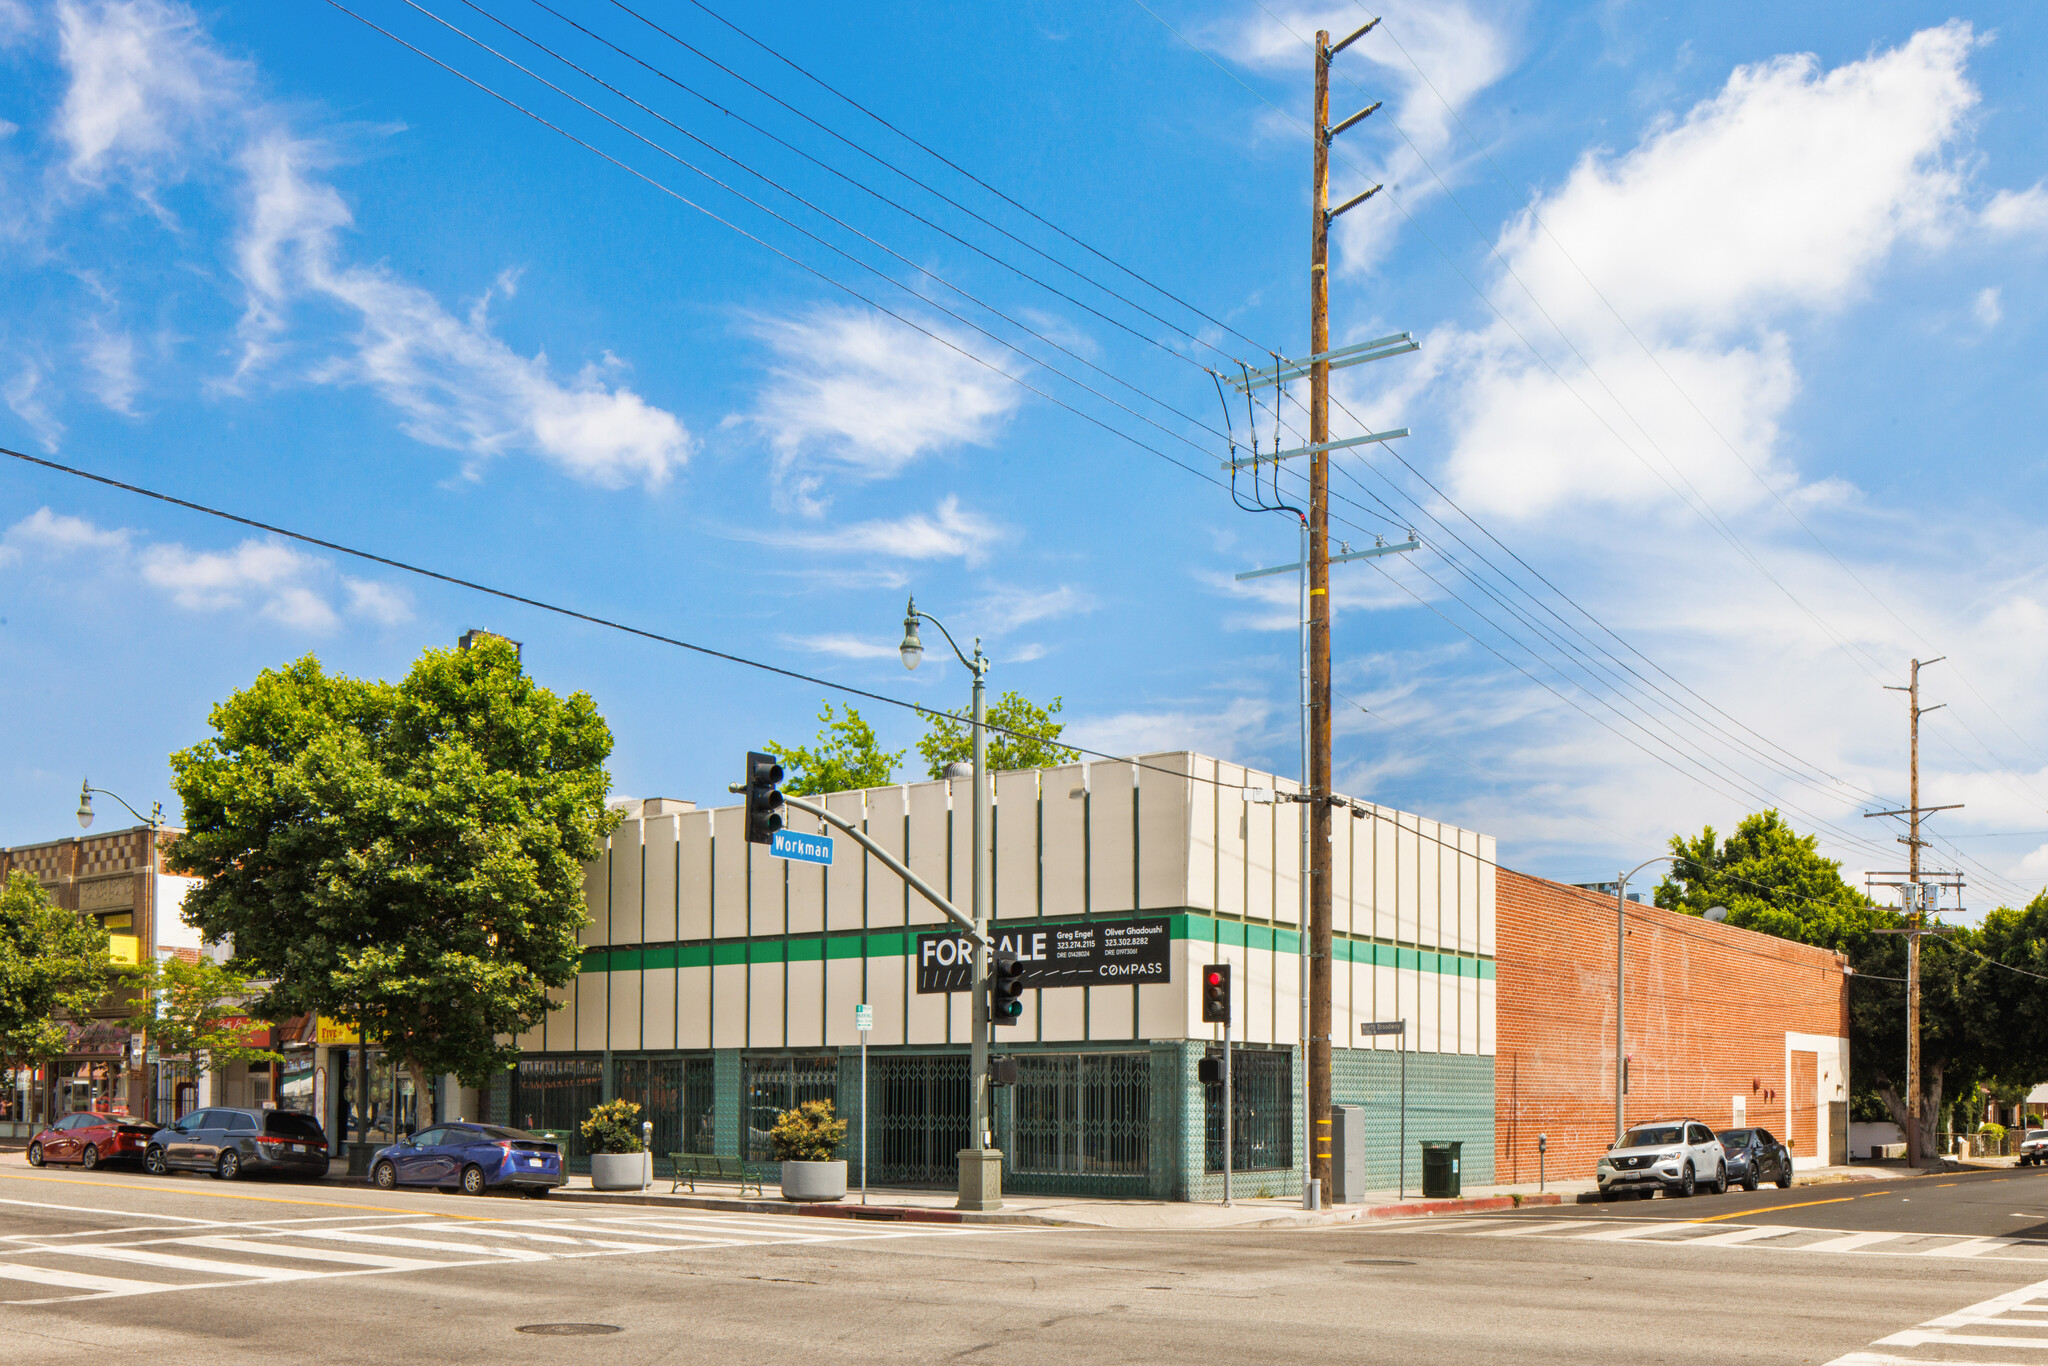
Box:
770 829 834 865
1360 1020 1407 1037
916 918 1172 994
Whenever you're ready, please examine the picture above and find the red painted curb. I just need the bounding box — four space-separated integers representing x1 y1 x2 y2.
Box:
1362 1193 1562 1220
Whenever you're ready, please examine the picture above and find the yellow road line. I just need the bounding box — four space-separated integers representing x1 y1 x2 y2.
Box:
0 1171 499 1220
1690 1196 1859 1224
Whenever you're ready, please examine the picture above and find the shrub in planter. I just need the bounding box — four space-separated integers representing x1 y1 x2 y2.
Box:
772 1100 848 1201
583 1099 650 1191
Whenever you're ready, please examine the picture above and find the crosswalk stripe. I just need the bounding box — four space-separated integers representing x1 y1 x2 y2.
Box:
1688 1225 1805 1247
1573 1222 1691 1241
46 1246 325 1281
1468 1220 1586 1237
297 1229 551 1261
1803 1232 1910 1254
176 1237 455 1271
1929 1238 2017 1258
0 1261 168 1296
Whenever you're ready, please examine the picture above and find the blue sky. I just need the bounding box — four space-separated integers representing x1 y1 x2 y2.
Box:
4 0 2048 914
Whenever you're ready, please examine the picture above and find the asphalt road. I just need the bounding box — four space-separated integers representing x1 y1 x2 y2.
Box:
8 1163 2048 1365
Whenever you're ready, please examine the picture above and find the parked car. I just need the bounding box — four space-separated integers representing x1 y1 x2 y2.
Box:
144 1107 331 1181
1716 1127 1794 1190
1596 1119 1728 1199
2019 1130 2048 1166
26 1111 157 1170
369 1122 565 1195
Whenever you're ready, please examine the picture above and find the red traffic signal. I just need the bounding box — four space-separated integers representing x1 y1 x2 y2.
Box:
1201 963 1231 1025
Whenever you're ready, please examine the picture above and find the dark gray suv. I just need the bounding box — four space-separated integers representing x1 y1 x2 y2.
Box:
145 1108 330 1181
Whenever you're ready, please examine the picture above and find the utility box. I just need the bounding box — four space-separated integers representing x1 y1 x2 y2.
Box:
1329 1105 1367 1205
1421 1139 1462 1199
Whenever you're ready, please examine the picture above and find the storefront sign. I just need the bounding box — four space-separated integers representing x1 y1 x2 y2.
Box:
316 1017 361 1047
915 918 1172 994
214 1016 274 1049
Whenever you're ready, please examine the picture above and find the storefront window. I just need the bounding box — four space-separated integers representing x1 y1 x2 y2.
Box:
743 1056 837 1162
279 1050 319 1118
511 1057 603 1159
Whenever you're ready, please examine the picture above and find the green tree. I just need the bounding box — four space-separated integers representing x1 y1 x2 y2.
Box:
139 956 281 1091
168 637 615 1103
0 872 120 1125
917 690 1079 778
1653 809 1981 1156
767 701 903 796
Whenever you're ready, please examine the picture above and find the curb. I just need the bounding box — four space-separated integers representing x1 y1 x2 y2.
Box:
1359 1193 1563 1220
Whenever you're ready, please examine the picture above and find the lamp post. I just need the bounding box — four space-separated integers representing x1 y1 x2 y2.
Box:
899 596 1000 1210
1610 852 1726 1146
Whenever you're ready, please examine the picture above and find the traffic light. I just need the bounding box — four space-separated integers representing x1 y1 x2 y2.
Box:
988 947 1025 1025
744 751 784 845
1201 964 1232 1024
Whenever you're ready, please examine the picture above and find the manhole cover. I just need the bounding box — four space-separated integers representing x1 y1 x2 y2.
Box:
516 1324 623 1336
1346 1259 1415 1266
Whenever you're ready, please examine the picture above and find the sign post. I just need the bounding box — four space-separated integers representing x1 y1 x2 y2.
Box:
855 1002 873 1205
1362 1020 1407 1198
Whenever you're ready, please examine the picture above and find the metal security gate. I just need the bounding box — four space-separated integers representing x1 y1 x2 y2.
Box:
743 1055 837 1162
869 1055 969 1187
510 1056 601 1171
1001 1053 1151 1195
1206 1047 1293 1172
613 1057 716 1158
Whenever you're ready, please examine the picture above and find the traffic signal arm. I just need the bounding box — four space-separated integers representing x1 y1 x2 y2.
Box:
776 790 985 945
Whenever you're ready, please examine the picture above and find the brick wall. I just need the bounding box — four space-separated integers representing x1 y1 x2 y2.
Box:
1496 870 1848 1185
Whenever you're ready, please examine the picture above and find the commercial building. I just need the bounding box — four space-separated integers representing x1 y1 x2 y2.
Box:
0 824 206 1133
1494 871 1851 1184
493 752 1498 1199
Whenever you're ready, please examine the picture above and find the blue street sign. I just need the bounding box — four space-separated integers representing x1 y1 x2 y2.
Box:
770 829 833 865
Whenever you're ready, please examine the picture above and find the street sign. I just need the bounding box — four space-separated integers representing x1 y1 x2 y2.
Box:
854 1004 872 1032
916 918 1172 994
770 828 833 865
1361 1019 1407 1037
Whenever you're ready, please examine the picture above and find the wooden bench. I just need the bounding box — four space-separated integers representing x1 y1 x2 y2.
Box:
669 1152 764 1196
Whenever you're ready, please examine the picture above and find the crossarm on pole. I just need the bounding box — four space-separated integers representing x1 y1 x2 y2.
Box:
780 794 988 947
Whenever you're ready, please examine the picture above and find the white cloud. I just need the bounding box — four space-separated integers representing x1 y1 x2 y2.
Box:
55 0 242 196
1067 697 1276 762
1200 2 1515 276
785 633 899 660
974 584 1093 634
81 319 139 412
233 131 690 490
764 496 1010 565
1428 22 1981 522
734 306 1021 508
342 577 412 626
1975 286 2003 328
0 0 35 46
1983 184 2048 236
0 506 130 565
39 5 691 490
2 362 63 450
0 506 410 632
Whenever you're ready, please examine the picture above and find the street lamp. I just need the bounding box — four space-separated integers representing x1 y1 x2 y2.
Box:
1612 855 1676 1147
77 779 162 832
898 596 999 1209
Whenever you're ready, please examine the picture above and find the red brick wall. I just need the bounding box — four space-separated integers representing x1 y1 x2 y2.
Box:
1495 870 1849 1184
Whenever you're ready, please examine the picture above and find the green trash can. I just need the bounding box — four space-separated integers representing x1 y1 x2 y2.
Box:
1421 1140 1463 1198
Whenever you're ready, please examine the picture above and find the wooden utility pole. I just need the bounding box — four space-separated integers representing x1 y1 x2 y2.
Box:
1877 656 1952 1168
1307 27 1335 1203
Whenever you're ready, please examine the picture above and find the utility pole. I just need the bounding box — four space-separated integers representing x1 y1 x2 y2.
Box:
1870 657 1960 1168
1307 25 1335 1208
1227 20 1399 1208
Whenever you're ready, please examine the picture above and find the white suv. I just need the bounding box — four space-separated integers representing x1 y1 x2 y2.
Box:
1597 1119 1728 1200
2019 1130 2048 1167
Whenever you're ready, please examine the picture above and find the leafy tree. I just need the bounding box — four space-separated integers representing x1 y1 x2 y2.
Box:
0 872 119 1123
168 637 614 1104
1653 810 1981 1157
767 701 903 796
138 955 280 1090
917 690 1079 778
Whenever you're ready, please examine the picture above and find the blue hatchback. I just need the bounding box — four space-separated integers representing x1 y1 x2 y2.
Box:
369 1123 564 1196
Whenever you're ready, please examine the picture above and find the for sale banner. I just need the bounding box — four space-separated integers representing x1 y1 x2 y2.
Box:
915 918 1172 994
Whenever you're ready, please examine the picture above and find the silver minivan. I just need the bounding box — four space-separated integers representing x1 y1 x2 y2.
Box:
1596 1119 1727 1200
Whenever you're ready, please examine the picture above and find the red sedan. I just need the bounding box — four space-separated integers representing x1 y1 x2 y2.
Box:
27 1111 157 1169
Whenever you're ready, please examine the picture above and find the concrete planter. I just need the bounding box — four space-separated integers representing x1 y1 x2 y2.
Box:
590 1151 651 1191
780 1159 847 1202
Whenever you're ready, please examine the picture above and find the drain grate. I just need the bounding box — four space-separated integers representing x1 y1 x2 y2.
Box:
516 1324 623 1336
